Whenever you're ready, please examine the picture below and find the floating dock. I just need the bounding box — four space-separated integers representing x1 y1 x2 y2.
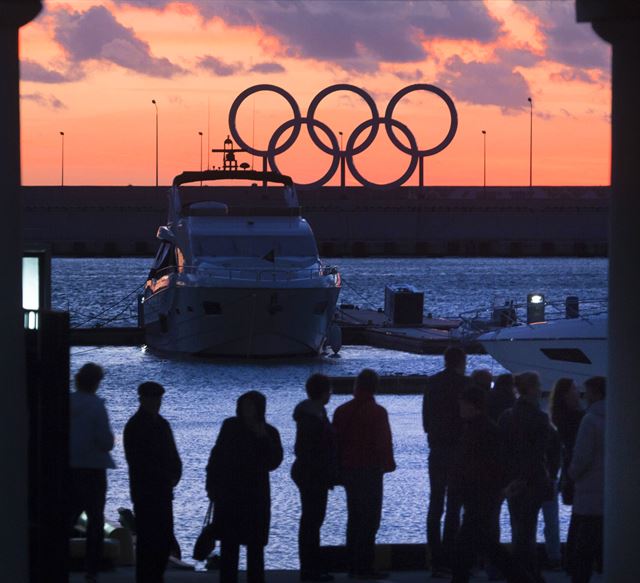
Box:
69 305 483 356
334 305 483 354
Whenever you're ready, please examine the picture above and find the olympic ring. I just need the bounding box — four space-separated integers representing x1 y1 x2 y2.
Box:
346 117 419 190
267 117 341 189
227 83 457 189
385 84 458 156
228 84 301 157
306 84 380 157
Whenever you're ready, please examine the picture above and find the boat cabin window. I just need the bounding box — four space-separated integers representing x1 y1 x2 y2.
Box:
149 242 176 278
540 348 592 365
193 235 318 259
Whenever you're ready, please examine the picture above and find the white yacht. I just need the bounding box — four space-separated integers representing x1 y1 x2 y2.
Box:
479 317 607 389
460 298 607 388
140 169 341 356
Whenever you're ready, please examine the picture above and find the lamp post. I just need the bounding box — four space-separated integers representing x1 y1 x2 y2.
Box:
528 97 533 187
481 130 486 188
152 99 158 186
59 131 64 187
198 131 203 186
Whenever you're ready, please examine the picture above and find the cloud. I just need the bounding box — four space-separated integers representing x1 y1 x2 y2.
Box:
21 59 82 83
393 69 423 82
114 1 500 73
249 61 285 74
437 56 531 113
550 68 594 84
21 92 66 109
494 48 542 69
52 5 184 78
525 2 610 71
198 55 242 76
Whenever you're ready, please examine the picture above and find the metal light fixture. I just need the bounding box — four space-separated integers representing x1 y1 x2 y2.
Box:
527 292 545 323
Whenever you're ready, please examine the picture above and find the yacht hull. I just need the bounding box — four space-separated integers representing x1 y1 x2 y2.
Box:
142 285 340 357
479 318 607 388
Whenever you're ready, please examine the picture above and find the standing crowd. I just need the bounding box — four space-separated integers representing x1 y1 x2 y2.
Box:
69 350 605 583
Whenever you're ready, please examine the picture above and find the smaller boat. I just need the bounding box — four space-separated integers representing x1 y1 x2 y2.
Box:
459 297 607 388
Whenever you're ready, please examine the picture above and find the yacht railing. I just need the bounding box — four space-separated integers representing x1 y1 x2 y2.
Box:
149 264 340 283
458 296 608 333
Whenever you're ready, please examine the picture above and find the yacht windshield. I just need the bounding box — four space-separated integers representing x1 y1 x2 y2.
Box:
193 235 318 258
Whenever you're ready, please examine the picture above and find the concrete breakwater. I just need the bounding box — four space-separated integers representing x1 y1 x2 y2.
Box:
24 185 608 257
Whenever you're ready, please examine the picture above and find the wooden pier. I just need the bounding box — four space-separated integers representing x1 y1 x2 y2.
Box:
70 326 144 346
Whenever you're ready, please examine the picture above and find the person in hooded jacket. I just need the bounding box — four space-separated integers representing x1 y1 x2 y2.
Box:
69 362 115 583
206 391 283 583
291 374 338 582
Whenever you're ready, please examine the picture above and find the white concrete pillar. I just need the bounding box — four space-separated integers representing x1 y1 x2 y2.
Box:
0 2 41 580
577 3 640 579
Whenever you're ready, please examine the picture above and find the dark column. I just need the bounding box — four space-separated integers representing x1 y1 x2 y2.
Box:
0 2 42 581
576 3 640 581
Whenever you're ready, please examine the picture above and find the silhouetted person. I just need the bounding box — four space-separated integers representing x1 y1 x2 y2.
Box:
569 376 606 583
422 347 469 576
540 421 562 570
499 372 555 583
333 369 396 580
292 374 338 582
487 373 516 424
206 391 283 583
484 373 516 580
69 363 115 583
549 378 585 506
451 385 534 583
470 368 493 392
549 378 584 573
124 382 182 583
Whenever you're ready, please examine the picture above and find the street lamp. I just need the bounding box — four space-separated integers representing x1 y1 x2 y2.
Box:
198 131 203 186
528 97 533 187
152 99 158 186
59 131 64 187
481 130 486 188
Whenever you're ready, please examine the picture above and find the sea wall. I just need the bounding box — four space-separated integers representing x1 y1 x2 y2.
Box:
22 185 609 257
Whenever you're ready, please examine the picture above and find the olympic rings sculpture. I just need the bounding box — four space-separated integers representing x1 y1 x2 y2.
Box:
228 83 458 190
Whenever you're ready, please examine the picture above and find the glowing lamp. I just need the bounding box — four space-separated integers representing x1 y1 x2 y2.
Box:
527 292 545 324
22 250 51 330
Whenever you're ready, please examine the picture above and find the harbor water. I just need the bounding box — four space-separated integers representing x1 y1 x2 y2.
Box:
56 257 607 568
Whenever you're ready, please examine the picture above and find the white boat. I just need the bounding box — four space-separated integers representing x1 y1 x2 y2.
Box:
462 298 607 388
140 169 341 356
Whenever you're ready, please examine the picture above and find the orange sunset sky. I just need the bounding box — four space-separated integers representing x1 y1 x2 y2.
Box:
19 0 611 187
